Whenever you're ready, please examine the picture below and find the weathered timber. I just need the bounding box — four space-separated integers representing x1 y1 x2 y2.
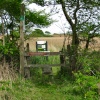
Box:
25 64 65 68
60 53 65 73
25 52 62 57
42 66 52 75
24 67 30 78
26 43 29 52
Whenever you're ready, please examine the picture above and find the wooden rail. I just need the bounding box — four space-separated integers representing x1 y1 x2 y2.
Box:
25 52 63 56
25 64 65 68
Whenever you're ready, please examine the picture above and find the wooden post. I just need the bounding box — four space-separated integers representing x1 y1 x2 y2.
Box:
2 21 6 67
67 44 71 64
24 67 30 78
60 51 65 74
26 43 29 52
24 43 30 78
42 65 52 75
20 4 25 76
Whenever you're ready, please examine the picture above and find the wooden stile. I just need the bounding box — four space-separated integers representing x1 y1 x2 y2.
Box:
24 44 65 78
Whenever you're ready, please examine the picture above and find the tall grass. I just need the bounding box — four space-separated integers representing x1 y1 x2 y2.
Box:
0 64 17 81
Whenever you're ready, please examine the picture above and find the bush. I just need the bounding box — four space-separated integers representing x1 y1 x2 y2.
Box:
73 50 100 100
74 71 99 100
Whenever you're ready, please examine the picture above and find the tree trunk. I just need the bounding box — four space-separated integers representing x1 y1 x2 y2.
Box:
70 25 79 72
60 0 79 74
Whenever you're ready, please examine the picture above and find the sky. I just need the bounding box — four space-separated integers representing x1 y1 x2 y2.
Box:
27 2 100 34
28 3 70 34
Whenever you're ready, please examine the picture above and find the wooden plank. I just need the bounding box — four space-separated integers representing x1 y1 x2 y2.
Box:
25 52 63 56
42 66 52 75
25 64 65 68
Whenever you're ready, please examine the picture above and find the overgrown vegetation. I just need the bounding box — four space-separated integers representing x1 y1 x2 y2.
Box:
0 0 100 100
0 51 100 99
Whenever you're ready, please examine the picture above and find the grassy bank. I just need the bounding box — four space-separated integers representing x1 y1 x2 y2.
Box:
0 51 100 100
0 76 82 100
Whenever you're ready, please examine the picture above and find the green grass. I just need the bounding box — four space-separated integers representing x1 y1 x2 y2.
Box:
0 51 100 100
29 55 60 64
0 73 99 100
0 76 83 100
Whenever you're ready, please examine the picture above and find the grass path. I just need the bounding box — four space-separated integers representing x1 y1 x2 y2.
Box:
0 76 82 100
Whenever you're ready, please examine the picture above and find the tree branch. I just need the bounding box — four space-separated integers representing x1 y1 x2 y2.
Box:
60 0 74 28
73 0 80 25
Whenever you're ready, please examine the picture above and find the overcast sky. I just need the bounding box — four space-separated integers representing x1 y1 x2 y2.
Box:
28 3 70 34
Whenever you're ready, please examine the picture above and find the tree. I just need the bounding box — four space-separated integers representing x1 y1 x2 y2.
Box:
0 0 53 72
45 31 51 35
0 0 52 36
28 29 45 37
30 0 100 73
79 22 100 49
59 0 100 73
25 10 52 28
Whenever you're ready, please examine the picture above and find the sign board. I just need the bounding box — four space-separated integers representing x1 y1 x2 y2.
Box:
36 41 48 52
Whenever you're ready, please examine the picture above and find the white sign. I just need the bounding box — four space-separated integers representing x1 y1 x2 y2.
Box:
37 41 46 44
